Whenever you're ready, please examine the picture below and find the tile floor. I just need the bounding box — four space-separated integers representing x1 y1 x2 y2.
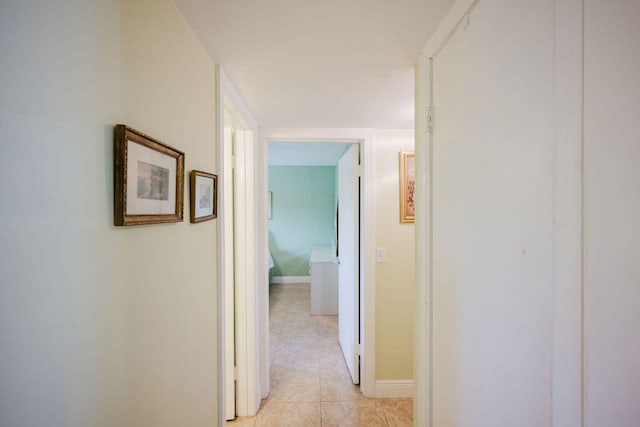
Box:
227 283 413 427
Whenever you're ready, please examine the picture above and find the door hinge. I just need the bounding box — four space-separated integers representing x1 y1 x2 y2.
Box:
232 155 237 169
356 164 363 177
233 366 239 381
355 343 361 357
427 106 433 135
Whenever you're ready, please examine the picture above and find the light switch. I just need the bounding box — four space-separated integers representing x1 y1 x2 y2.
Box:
376 247 386 263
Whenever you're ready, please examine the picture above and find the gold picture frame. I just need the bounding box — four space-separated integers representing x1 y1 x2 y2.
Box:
400 151 415 223
190 170 218 223
114 125 185 226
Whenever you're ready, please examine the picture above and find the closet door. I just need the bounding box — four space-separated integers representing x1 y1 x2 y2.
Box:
430 1 555 425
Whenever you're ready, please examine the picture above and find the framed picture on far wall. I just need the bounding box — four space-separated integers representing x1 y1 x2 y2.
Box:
190 170 218 223
400 151 415 223
114 125 184 226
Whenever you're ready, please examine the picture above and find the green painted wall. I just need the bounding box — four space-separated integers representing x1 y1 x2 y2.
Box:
269 166 336 276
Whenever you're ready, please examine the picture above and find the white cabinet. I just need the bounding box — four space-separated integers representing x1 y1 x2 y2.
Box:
309 246 338 315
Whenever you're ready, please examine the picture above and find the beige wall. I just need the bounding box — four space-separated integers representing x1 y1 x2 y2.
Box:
374 130 415 380
121 0 218 426
0 1 218 426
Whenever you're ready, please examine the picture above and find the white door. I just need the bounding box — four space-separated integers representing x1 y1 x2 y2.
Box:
429 4 556 425
223 126 235 420
338 144 360 384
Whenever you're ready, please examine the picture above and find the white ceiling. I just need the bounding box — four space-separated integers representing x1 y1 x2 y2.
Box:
175 0 453 129
269 141 350 166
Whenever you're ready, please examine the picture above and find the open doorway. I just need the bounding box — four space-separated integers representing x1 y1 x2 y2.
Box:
219 121 375 424
258 129 377 403
266 140 361 383
256 139 362 415
256 129 378 409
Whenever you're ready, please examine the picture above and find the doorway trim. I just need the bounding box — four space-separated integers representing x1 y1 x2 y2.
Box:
216 67 260 423
258 128 377 398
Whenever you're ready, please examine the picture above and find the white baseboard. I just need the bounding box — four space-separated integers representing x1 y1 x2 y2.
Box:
375 380 414 398
270 276 311 284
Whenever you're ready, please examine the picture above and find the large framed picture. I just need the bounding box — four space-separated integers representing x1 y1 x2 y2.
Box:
114 125 185 226
190 170 218 223
400 151 415 223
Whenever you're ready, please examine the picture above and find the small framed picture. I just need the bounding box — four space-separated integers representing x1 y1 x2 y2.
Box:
114 125 185 226
190 170 218 223
400 151 415 223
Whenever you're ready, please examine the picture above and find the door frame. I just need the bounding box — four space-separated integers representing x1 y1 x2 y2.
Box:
258 128 377 398
216 67 260 422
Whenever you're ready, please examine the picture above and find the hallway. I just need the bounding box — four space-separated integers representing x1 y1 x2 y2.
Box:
229 283 413 426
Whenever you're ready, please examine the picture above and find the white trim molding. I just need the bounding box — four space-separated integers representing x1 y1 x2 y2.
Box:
215 64 226 427
270 276 311 284
414 53 432 427
421 0 478 57
375 380 414 398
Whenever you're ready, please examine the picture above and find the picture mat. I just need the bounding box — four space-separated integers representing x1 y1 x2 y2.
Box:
195 175 214 217
126 139 177 215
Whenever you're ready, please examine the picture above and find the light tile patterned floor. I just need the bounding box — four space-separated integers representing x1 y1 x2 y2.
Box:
227 283 413 427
